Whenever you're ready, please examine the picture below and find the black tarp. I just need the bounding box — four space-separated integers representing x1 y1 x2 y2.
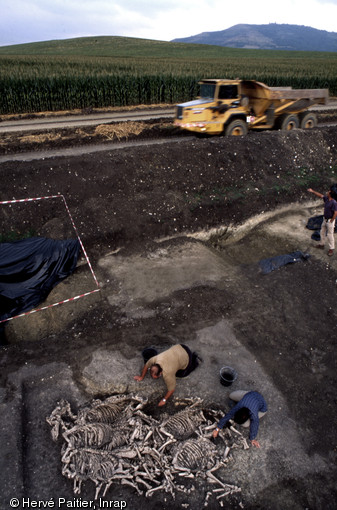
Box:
0 237 80 322
306 215 337 241
259 250 310 275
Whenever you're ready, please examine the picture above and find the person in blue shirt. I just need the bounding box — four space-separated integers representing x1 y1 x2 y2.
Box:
212 390 267 448
307 185 337 256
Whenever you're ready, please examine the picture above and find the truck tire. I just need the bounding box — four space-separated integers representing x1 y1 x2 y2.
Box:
225 119 248 136
299 112 317 129
276 114 299 131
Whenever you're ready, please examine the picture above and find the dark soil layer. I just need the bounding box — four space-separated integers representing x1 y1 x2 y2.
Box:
1 127 337 256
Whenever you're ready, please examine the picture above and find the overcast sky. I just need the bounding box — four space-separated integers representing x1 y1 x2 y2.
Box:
1 0 337 47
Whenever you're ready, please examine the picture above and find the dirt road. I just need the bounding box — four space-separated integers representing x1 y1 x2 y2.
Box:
1 101 336 134
0 106 175 133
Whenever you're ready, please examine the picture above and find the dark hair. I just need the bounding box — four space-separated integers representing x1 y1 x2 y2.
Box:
234 407 250 424
152 363 163 375
330 184 337 201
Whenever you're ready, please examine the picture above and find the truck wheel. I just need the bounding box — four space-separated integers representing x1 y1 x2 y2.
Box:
277 114 299 131
299 112 317 129
225 119 248 136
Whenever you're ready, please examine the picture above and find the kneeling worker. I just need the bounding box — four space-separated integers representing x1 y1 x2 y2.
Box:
134 344 200 407
212 390 267 448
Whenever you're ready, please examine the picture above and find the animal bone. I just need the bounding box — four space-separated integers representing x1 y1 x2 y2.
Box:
46 399 77 440
113 447 138 459
47 394 245 503
229 424 243 436
224 446 230 459
158 438 176 452
172 438 217 471
146 484 166 497
63 423 116 449
135 476 153 490
160 408 205 440
77 394 146 425
144 429 153 442
207 470 239 493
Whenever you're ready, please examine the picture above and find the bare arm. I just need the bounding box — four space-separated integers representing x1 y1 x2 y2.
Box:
307 188 324 199
134 364 148 381
331 210 337 223
158 389 174 407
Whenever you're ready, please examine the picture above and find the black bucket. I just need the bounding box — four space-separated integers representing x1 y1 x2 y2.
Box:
220 366 237 387
142 347 158 363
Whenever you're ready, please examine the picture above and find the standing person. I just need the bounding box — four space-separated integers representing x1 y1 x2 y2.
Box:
212 390 267 448
134 344 200 407
308 185 337 256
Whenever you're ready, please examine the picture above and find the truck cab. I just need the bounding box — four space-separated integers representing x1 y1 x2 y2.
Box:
175 79 250 136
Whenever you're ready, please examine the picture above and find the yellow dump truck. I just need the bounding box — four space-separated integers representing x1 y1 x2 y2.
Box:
174 79 329 136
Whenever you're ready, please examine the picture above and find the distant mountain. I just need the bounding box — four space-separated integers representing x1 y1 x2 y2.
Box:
172 24 337 52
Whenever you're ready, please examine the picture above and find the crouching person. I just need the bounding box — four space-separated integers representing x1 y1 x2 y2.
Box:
213 390 267 448
134 344 200 406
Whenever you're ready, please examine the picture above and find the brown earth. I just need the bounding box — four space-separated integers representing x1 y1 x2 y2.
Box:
0 106 336 155
1 117 337 510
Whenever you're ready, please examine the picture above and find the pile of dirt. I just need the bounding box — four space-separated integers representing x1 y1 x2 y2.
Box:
2 126 337 253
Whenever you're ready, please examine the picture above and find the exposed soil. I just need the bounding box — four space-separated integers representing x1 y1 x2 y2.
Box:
1 118 337 510
0 106 336 155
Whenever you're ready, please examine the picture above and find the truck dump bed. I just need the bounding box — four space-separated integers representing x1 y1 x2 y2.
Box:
240 80 329 117
269 88 328 103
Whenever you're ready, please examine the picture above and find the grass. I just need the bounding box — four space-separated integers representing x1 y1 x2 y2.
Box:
0 36 336 114
0 36 336 61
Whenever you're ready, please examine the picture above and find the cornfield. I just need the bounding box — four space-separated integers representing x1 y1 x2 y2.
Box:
1 50 336 114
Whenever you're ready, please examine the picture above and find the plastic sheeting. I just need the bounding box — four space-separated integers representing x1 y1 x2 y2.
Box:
306 215 337 241
259 250 310 275
0 237 80 322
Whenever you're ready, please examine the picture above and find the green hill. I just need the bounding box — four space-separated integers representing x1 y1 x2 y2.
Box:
0 35 330 59
0 36 241 57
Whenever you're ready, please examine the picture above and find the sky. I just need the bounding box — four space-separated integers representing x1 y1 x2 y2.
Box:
1 0 337 47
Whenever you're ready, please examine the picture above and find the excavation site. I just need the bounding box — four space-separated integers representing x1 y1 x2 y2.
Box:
1 122 337 510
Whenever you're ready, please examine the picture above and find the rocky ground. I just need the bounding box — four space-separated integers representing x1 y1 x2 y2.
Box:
1 115 337 510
